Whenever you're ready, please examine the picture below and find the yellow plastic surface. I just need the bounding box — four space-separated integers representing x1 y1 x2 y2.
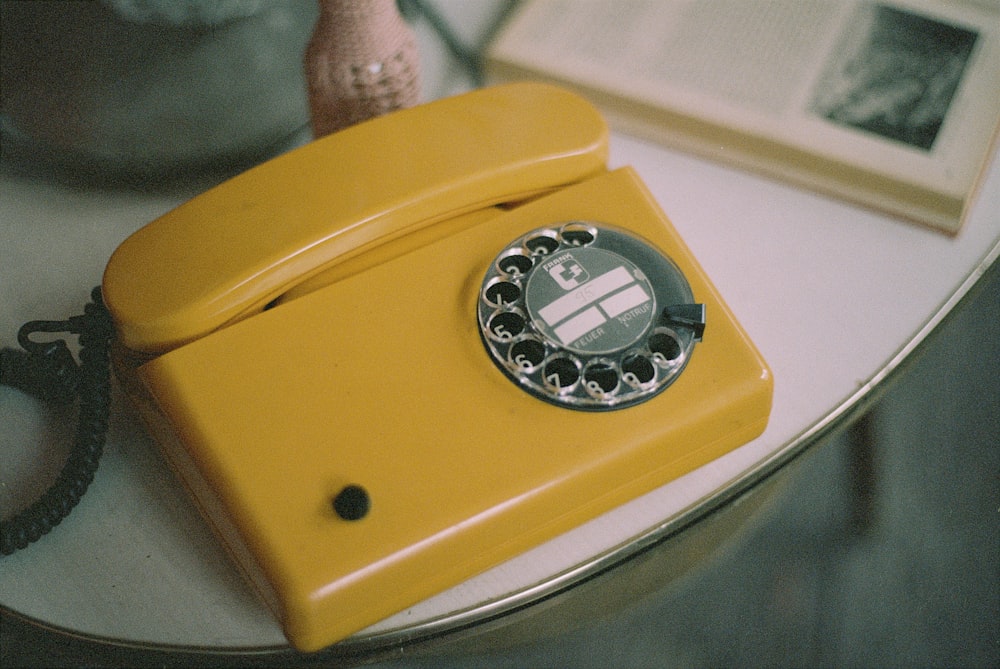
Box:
102 82 608 354
121 167 772 652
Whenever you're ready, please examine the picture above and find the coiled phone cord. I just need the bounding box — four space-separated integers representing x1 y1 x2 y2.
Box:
0 287 114 556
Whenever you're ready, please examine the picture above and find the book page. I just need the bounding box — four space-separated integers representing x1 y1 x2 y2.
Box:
809 3 980 152
489 1 846 126
489 0 1000 199
625 1 843 117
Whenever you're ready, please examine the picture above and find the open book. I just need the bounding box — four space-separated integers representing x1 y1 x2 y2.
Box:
485 0 1000 235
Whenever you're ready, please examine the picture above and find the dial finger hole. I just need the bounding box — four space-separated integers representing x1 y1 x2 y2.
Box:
583 360 620 398
649 329 683 366
524 230 559 256
543 355 581 392
559 223 597 247
509 337 546 372
621 353 656 388
487 310 526 342
483 278 521 307
497 250 534 277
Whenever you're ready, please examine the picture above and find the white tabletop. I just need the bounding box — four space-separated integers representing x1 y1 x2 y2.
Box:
2 0 998 654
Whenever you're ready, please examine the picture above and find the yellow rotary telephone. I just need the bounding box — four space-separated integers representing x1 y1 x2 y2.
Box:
102 82 772 651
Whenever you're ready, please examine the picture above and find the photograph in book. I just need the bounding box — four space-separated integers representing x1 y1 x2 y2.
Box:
810 3 979 151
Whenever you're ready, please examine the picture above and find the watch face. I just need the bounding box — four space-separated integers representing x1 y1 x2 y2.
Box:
478 223 705 410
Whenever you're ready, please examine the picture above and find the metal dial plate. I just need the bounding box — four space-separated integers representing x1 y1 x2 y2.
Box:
478 223 705 411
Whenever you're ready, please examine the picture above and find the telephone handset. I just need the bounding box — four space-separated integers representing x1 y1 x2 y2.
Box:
103 83 608 354
103 83 772 652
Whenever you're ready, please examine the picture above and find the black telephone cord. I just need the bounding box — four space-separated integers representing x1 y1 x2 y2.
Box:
0 287 114 556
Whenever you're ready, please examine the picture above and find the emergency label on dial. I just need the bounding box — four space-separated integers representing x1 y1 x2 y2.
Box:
525 248 655 354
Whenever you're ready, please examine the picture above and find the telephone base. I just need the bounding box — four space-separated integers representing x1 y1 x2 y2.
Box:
120 168 772 651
